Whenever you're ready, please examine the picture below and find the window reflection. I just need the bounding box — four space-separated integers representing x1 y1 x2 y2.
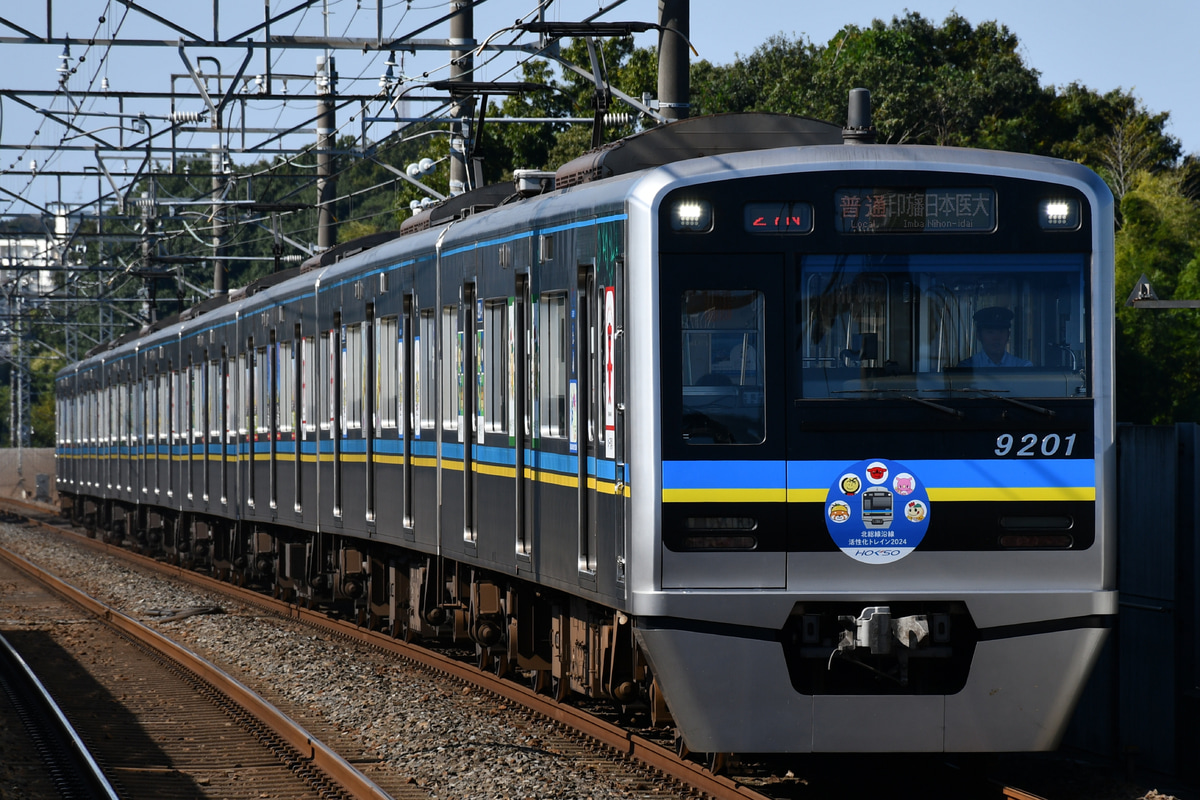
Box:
681 290 765 444
799 254 1088 399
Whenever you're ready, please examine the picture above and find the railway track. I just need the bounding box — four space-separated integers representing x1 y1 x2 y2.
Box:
0 628 119 799
1 498 1143 800
0 524 403 799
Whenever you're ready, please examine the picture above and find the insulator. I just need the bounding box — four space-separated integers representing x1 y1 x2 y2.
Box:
603 112 632 126
170 111 204 124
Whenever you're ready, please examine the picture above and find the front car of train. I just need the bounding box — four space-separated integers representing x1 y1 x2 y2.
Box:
627 134 1116 752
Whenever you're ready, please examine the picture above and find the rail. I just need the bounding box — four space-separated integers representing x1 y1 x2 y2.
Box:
0 629 121 800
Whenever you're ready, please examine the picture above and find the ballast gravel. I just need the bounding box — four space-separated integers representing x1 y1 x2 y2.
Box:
0 522 653 800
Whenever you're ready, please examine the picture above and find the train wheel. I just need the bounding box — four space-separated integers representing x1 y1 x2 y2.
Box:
492 653 509 679
674 733 691 760
551 675 569 703
706 752 729 775
392 614 416 643
529 669 549 694
475 645 492 672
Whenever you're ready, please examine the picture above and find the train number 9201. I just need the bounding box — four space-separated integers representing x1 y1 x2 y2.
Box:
995 433 1077 457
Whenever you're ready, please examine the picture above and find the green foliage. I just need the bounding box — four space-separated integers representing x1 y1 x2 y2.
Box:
1114 172 1200 422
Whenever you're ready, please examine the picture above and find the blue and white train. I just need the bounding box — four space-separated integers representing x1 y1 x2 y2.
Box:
56 100 1115 755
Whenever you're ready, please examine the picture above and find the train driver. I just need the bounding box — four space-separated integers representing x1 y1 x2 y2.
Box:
958 306 1033 368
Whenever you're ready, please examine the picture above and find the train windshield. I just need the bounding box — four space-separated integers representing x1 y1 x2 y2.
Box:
798 253 1089 399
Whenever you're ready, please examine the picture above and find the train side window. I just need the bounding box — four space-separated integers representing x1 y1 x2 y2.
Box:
484 298 508 433
192 363 204 440
112 381 122 444
343 323 363 430
208 360 222 437
145 377 153 444
172 369 184 442
255 347 270 434
441 305 460 431
301 336 316 433
110 380 118 444
279 340 295 433
136 378 143 445
320 332 333 431
232 354 245 435
680 289 765 445
377 317 398 428
155 374 165 440
124 379 132 443
418 309 435 430
99 387 105 444
110 381 118 444
539 292 569 438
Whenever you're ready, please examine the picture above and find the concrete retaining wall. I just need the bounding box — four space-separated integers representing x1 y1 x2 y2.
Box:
0 448 56 504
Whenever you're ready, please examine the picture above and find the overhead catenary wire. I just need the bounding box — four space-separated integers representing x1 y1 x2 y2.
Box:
1 0 656 374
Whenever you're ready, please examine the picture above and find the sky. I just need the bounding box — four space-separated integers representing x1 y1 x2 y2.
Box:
1 0 1198 216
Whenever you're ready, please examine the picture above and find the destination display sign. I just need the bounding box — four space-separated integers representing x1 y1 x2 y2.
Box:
744 202 813 234
834 187 996 233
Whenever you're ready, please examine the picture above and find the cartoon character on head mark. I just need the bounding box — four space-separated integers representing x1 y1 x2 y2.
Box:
894 474 914 495
839 474 861 495
904 500 927 522
865 462 889 483
828 501 851 523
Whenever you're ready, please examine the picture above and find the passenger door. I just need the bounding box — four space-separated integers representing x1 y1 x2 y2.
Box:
657 253 787 588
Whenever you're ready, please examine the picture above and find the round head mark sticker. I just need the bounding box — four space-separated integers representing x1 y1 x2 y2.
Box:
824 458 930 564
838 474 862 495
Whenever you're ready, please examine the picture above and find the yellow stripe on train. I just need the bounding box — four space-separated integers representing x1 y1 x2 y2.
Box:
664 486 1095 503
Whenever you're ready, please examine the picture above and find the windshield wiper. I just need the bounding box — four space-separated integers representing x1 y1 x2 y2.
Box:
942 388 1056 417
823 389 964 419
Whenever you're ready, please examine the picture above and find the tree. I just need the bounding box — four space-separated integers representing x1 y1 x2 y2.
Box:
1114 170 1200 422
688 13 1044 146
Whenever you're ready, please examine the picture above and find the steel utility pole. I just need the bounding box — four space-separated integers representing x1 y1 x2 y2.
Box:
448 0 475 196
212 146 227 296
657 0 690 122
316 55 338 252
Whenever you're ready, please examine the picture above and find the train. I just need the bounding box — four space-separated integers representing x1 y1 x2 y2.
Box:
55 92 1116 756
